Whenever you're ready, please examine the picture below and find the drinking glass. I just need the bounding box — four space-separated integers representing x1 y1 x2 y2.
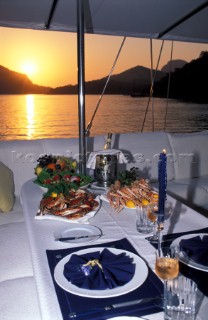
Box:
155 246 180 317
146 205 159 242
136 205 153 234
155 247 179 281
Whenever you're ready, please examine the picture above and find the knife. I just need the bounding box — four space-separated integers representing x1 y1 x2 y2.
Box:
55 234 102 242
68 295 162 318
105 295 161 309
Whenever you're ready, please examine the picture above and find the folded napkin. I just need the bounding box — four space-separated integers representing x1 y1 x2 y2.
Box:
63 248 135 290
87 149 127 169
180 235 208 266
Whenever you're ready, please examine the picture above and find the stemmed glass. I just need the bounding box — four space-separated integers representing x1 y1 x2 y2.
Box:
155 246 180 311
155 247 179 281
146 202 172 244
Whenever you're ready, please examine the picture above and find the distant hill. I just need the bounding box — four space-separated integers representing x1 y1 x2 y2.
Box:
0 65 51 94
154 51 208 103
49 65 166 95
161 59 187 73
0 53 207 103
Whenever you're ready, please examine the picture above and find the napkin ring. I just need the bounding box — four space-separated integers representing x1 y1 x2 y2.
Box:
80 259 103 276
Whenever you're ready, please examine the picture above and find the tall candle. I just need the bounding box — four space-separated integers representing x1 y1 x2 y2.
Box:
158 149 167 222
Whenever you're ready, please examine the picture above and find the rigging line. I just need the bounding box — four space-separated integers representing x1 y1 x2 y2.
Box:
158 0 208 39
45 0 59 29
85 36 126 136
150 39 155 132
141 40 164 133
164 41 174 132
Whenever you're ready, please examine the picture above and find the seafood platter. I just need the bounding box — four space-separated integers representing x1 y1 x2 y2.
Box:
34 155 98 223
36 188 100 223
104 178 158 212
97 167 158 212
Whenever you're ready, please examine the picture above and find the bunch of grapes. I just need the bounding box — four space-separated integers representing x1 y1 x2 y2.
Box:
37 155 55 168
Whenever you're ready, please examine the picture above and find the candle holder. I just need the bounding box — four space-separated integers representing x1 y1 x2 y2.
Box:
156 219 165 255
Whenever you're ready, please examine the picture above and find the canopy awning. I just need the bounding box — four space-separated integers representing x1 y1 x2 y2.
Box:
0 0 208 44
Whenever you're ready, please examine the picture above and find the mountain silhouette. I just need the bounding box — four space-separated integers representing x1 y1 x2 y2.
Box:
154 51 208 103
0 65 50 94
49 65 166 95
161 59 187 73
0 54 207 103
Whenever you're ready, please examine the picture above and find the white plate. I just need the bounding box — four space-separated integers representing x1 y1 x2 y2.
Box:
35 195 100 224
54 225 102 243
90 182 108 190
108 317 142 320
80 183 90 189
54 247 148 298
171 233 208 272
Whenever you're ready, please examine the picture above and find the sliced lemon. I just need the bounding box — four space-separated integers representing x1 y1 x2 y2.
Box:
126 200 136 208
141 199 150 207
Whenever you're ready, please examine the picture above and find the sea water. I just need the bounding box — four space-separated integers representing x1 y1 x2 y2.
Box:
0 94 208 140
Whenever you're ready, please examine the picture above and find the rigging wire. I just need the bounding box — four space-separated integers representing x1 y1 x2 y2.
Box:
150 39 154 132
141 40 164 132
85 36 126 136
164 41 174 131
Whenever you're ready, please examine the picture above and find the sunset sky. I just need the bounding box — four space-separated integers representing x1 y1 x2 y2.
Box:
1 26 207 88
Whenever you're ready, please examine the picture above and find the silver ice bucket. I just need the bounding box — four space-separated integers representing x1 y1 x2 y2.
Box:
94 154 117 187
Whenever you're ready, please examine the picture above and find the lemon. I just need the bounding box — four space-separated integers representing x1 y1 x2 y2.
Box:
126 200 136 208
71 161 77 169
152 192 159 199
51 192 58 198
141 199 150 207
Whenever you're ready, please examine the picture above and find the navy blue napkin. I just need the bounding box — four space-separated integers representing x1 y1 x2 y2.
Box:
46 238 163 320
180 235 208 266
63 248 135 290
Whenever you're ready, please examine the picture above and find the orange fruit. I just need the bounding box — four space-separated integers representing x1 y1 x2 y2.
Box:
46 163 56 171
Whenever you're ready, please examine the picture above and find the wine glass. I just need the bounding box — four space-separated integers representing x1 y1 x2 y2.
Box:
146 201 172 244
155 246 180 311
155 247 179 281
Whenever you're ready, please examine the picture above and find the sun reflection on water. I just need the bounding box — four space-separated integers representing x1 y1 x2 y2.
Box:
26 95 35 139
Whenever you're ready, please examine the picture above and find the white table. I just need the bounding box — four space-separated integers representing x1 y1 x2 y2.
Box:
20 179 208 320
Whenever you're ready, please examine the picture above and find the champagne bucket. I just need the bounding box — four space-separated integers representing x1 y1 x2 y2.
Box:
94 154 117 187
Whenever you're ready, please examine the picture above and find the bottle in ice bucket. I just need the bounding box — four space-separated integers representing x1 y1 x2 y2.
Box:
94 133 118 187
103 133 112 150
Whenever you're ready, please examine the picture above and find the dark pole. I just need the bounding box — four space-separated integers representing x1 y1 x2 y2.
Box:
158 0 208 39
77 0 86 174
45 0 59 29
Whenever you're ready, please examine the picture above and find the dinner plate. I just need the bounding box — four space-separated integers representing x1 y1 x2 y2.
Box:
108 317 142 320
54 247 148 298
54 225 102 243
171 233 208 272
90 182 108 191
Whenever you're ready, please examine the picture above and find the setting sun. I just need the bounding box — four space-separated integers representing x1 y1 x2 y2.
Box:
21 61 37 77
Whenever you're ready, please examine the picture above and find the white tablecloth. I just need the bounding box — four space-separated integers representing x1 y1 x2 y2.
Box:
20 179 208 320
